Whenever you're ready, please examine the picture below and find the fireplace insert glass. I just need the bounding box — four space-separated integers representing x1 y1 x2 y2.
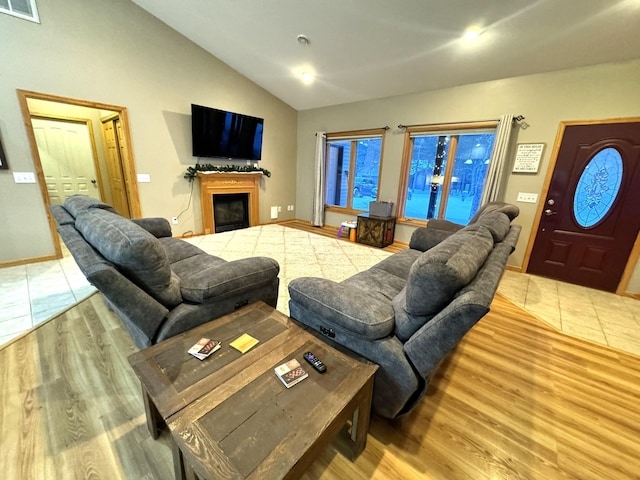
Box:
213 193 249 233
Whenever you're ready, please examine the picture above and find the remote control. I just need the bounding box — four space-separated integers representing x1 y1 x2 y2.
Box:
303 351 327 373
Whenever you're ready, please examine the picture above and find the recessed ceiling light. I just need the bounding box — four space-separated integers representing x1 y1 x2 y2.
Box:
301 71 314 84
297 34 310 46
293 65 315 84
463 26 482 41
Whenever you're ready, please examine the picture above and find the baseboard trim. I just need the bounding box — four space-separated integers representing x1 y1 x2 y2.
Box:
0 254 58 269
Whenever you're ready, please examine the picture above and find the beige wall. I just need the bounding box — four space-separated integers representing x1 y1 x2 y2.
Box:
1 1 638 293
296 59 640 293
0 0 297 264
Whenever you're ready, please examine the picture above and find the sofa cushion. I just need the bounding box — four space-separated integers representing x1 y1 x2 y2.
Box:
178 256 279 304
75 208 182 308
395 224 494 340
132 218 173 238
159 237 210 264
288 277 395 340
469 201 519 224
409 223 459 252
64 194 118 218
50 205 76 226
170 253 227 281
475 211 511 242
371 249 422 280
342 267 407 303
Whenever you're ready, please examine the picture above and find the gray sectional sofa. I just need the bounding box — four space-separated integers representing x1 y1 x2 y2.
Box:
288 202 521 419
50 195 279 348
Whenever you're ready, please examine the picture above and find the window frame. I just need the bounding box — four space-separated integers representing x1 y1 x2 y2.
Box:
397 121 498 226
0 0 40 23
324 128 386 215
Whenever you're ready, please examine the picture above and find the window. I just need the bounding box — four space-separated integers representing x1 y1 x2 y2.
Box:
325 129 385 212
573 147 623 228
0 0 39 22
399 122 497 224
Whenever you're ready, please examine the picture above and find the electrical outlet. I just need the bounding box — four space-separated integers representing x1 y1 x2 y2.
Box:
137 173 151 183
516 192 538 203
172 217 179 225
277 206 282 212
287 205 294 211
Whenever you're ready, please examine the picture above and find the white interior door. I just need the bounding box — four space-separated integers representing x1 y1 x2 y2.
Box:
31 117 101 205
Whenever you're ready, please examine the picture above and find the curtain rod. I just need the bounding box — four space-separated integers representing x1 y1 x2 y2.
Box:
514 115 529 129
397 119 498 130
397 115 527 130
316 126 389 136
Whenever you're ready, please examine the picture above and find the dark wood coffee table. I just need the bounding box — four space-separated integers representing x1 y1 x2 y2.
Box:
128 301 378 480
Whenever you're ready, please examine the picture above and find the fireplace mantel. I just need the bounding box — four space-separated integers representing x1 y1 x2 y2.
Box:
198 172 261 234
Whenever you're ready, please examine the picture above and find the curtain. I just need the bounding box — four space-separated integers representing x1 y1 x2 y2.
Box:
480 114 515 205
312 132 326 226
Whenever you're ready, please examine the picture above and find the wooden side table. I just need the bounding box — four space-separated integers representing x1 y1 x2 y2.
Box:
356 214 396 248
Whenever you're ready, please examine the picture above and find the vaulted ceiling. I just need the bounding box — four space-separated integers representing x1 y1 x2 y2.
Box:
131 0 640 110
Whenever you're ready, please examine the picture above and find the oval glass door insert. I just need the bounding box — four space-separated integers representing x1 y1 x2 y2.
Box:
573 147 623 228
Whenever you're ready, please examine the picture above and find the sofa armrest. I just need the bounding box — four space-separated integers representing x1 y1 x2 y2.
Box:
288 277 394 340
426 218 465 231
131 217 173 238
50 205 75 226
56 223 169 344
404 291 489 380
409 220 464 251
180 256 280 303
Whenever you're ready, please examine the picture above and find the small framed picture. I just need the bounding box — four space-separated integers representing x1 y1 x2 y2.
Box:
0 134 8 170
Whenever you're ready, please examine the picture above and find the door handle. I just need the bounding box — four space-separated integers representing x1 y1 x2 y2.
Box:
544 209 557 216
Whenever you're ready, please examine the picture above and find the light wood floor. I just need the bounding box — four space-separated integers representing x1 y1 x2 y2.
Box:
3 221 640 479
2 289 639 478
278 219 408 254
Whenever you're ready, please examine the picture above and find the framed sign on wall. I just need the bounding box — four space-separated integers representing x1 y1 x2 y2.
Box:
512 143 544 173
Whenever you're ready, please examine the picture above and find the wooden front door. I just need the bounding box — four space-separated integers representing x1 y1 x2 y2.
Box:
527 121 640 292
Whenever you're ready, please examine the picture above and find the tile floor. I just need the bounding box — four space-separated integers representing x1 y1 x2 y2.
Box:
1 230 639 357
498 270 640 356
0 248 96 346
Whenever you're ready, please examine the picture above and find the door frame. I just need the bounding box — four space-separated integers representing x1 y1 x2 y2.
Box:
17 89 141 259
30 113 107 203
522 117 640 295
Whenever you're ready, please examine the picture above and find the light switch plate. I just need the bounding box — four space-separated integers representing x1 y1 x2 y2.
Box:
13 172 36 183
517 192 538 203
137 173 151 183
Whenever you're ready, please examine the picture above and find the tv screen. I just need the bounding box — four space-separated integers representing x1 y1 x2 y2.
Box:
191 104 264 160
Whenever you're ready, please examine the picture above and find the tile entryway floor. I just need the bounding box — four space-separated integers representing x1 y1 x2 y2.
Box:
498 269 640 356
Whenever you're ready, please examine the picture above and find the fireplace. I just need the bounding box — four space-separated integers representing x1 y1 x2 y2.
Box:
198 172 261 234
213 193 249 233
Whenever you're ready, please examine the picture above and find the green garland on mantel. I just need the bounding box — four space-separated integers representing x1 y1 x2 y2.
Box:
184 163 271 182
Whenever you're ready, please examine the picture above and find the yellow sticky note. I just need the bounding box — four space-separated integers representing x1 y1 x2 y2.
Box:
230 333 259 354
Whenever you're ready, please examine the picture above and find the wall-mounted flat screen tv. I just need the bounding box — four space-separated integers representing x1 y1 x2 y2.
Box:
191 104 264 160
